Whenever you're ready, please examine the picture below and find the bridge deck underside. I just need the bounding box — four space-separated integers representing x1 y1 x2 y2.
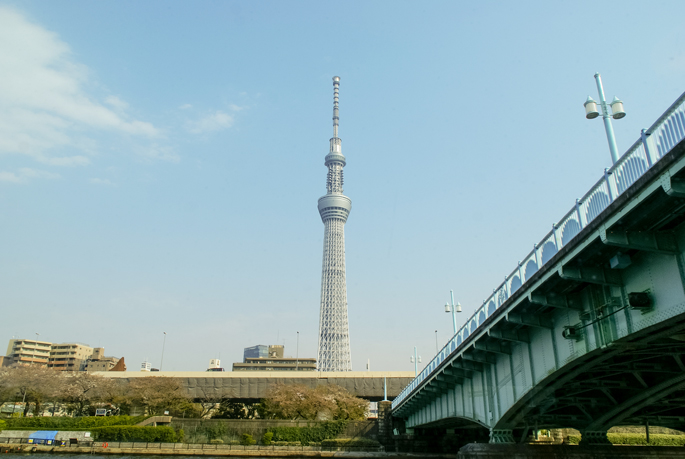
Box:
394 138 685 438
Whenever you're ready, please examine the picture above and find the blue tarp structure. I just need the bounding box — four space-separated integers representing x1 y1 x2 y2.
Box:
28 431 58 445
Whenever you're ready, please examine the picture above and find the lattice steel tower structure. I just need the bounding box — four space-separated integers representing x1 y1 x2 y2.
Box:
317 76 352 372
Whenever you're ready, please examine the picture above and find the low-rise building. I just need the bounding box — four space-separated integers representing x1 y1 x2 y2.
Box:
243 344 284 360
233 345 316 371
84 348 122 372
232 357 317 371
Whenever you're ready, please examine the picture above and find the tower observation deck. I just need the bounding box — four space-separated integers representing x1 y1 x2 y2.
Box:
317 76 352 372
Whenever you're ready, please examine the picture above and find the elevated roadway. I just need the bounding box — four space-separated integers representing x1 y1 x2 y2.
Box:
99 371 414 402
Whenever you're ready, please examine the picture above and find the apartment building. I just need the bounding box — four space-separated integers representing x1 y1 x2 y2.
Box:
5 339 52 366
4 339 121 371
48 343 97 371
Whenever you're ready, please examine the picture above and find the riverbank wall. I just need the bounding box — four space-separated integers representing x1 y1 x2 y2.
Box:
171 419 377 441
0 442 389 457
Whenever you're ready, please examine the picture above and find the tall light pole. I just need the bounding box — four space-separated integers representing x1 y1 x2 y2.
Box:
296 331 299 372
409 346 422 377
160 332 167 371
435 330 438 354
444 290 461 335
584 72 626 164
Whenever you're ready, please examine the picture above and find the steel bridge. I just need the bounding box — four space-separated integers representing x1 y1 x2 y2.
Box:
392 92 685 445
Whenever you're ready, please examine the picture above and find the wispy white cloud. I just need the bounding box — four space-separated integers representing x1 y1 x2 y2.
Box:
0 6 159 165
105 95 129 111
0 168 60 183
136 144 180 163
179 103 193 110
89 177 113 185
186 111 234 134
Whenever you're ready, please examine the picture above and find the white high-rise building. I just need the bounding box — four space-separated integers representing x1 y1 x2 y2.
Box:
317 76 352 371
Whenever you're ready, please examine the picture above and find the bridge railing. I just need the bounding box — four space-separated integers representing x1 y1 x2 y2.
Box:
393 91 685 410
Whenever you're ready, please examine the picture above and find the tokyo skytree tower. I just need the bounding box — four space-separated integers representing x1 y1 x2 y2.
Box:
317 76 352 372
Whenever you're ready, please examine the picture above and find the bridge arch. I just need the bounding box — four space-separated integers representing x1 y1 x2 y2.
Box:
582 372 685 433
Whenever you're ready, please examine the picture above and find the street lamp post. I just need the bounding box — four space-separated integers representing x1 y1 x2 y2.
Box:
160 332 167 371
296 331 299 371
435 330 438 354
409 346 422 377
584 72 626 164
444 290 462 335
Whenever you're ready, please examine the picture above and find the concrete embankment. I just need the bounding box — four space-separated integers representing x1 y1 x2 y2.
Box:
0 442 452 458
7 442 685 458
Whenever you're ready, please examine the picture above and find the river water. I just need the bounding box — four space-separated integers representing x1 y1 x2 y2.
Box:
1 456 313 459
1 455 341 459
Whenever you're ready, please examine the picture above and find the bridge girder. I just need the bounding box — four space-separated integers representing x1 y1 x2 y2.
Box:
487 328 530 344
600 225 679 254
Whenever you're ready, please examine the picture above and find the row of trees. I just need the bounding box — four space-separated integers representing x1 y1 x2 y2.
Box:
0 366 368 421
0 366 193 417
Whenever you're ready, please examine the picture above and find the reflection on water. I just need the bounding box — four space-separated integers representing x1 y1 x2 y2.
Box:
1 456 328 459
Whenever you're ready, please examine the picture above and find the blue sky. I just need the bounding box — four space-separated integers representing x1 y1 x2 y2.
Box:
1 1 684 372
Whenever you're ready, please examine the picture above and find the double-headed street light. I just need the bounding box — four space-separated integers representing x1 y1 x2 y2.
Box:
410 346 422 377
444 290 462 335
584 72 626 164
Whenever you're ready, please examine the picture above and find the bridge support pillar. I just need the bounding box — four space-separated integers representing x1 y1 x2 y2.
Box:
579 430 611 445
489 429 515 444
377 401 393 445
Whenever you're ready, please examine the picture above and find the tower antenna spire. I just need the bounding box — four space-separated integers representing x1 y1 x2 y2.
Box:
333 76 340 138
